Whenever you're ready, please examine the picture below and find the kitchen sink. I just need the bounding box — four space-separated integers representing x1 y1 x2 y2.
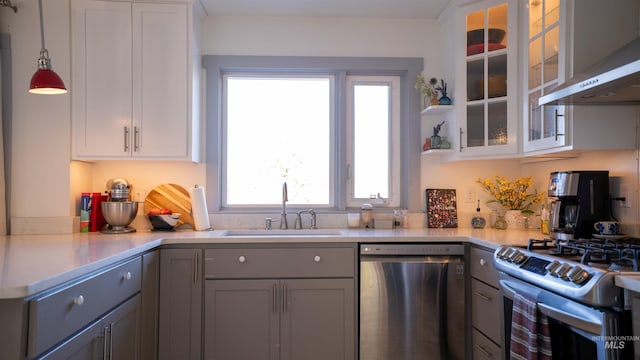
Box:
219 229 345 237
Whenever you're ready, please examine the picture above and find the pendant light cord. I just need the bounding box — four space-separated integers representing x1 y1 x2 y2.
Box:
38 0 45 52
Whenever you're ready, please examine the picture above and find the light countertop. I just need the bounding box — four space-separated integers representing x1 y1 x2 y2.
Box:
0 227 538 299
615 275 640 293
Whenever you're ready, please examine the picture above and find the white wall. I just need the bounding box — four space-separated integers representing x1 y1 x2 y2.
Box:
1 0 74 233
2 6 638 234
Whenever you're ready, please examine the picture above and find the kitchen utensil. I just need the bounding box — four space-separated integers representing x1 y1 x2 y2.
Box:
106 178 132 201
144 184 194 227
593 221 621 235
101 201 138 233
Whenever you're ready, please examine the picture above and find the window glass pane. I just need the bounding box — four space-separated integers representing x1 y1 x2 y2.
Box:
543 26 559 84
544 0 560 28
467 105 485 147
225 76 332 206
529 36 542 89
488 101 508 145
529 0 543 38
353 84 390 199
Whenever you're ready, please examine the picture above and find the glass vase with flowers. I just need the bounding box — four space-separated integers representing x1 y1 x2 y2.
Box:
476 175 544 229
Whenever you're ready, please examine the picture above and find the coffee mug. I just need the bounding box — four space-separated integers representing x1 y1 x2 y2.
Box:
593 221 621 235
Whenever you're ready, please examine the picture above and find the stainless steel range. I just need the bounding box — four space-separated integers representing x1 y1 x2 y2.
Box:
494 237 637 360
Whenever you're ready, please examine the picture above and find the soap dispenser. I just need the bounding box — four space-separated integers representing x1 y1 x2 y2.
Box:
471 200 487 229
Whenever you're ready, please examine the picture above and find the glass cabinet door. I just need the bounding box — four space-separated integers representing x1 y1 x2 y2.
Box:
525 0 565 150
464 3 510 150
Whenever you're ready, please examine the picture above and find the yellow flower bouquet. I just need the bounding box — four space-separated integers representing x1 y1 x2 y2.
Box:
476 175 544 215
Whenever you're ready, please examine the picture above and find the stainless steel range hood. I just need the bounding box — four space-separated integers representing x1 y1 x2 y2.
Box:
539 37 640 106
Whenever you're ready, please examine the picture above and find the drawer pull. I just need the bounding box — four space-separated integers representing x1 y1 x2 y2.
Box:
238 255 246 263
479 258 487 266
475 344 492 357
73 295 85 306
314 255 321 263
473 291 491 301
123 271 132 281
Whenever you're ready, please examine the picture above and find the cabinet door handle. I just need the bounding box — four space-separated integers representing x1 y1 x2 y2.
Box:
273 283 278 313
479 258 487 266
554 109 565 141
473 291 491 301
73 295 85 306
282 282 287 313
193 252 199 283
459 128 464 152
123 271 132 281
238 255 246 263
102 326 109 360
134 126 140 152
109 322 114 360
124 127 130 152
314 255 321 263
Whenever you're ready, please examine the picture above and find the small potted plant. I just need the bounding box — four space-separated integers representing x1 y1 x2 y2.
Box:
415 74 439 107
431 120 445 149
435 79 452 105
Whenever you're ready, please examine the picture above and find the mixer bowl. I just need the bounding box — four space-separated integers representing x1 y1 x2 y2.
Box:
101 201 138 233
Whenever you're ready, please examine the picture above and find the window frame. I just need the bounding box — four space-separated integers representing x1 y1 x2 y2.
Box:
222 72 337 208
203 55 423 213
346 75 401 208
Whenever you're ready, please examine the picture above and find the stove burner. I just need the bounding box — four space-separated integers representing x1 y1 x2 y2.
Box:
527 237 640 271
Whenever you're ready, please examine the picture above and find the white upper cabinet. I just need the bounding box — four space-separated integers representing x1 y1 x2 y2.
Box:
522 0 639 155
454 0 519 159
71 0 201 161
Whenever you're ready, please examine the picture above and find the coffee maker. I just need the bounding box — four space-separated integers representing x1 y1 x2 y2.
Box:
548 171 610 240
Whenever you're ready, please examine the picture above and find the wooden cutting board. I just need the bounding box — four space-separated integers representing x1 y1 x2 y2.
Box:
143 183 194 227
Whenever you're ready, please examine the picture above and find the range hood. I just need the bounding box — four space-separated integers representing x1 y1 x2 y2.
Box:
539 36 640 106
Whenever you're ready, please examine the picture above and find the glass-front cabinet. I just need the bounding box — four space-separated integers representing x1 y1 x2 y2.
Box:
456 0 518 158
523 0 567 152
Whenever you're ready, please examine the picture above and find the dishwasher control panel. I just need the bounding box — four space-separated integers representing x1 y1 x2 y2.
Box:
360 243 465 256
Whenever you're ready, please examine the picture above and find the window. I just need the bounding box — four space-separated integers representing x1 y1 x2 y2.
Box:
224 75 334 207
204 55 422 212
347 76 400 207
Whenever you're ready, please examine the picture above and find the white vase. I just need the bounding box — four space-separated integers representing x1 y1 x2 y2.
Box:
504 210 524 230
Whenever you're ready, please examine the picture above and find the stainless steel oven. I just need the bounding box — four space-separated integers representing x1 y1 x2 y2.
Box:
494 239 636 360
500 272 630 359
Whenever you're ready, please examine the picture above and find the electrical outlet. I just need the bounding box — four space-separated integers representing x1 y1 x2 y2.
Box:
621 188 630 208
465 189 475 203
133 186 151 202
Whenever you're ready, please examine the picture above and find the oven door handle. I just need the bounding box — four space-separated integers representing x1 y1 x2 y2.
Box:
500 278 603 335
537 302 602 335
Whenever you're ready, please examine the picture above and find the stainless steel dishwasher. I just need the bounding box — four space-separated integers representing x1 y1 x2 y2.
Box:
359 243 466 360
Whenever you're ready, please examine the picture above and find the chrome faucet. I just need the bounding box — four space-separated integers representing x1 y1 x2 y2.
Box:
294 209 317 229
280 182 288 229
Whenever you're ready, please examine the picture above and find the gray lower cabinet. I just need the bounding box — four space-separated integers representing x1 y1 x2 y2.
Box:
141 250 159 360
203 245 357 360
158 248 202 360
40 293 141 360
470 246 502 360
26 254 144 360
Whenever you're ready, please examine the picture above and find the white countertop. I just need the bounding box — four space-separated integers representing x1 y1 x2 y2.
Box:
0 227 536 300
615 275 640 293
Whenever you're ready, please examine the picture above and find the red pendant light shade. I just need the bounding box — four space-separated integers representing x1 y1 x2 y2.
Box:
29 0 67 95
29 67 67 95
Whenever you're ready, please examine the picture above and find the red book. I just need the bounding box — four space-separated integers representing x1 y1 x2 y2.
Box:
90 193 108 232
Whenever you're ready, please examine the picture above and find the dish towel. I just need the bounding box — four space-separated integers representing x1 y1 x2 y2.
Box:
510 292 552 360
